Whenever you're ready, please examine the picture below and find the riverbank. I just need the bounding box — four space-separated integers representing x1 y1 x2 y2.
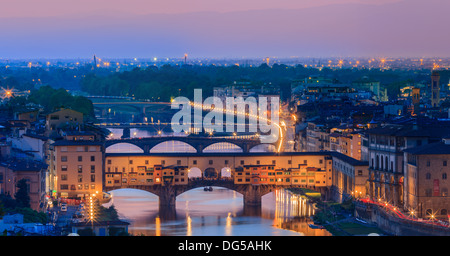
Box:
287 188 386 236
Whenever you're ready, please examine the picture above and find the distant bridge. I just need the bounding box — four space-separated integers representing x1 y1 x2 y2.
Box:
92 101 172 114
104 136 277 153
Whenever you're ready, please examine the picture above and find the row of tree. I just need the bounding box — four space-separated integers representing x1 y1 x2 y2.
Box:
80 63 439 103
4 85 95 120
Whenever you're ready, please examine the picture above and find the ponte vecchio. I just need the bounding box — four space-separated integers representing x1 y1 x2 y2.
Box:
103 151 368 209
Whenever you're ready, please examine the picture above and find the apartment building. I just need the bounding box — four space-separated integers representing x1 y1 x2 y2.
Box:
0 160 47 211
48 139 103 199
403 138 450 219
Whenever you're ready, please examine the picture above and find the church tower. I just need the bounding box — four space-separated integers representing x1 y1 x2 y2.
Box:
431 71 440 107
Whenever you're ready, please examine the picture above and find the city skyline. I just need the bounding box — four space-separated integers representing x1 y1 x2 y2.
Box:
0 0 449 59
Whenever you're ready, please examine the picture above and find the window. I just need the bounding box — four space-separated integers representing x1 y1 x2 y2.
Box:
78 175 83 182
145 160 149 165
288 160 292 164
442 188 448 197
224 160 228 165
358 170 363 176
240 160 245 165
426 173 431 180
61 165 67 172
177 160 181 165
61 174 67 181
425 189 432 197
91 175 96 182
426 209 433 215
61 156 67 162
304 160 307 164
161 160 165 165
443 173 447 180
272 160 276 165
91 165 95 173
107 159 112 164
209 160 213 165
441 209 448 215
319 159 323 164
257 160 260 165
78 156 82 162
91 156 95 161
193 160 197 165
129 160 133 164
60 184 68 190
78 165 83 173
427 160 430 167
444 161 448 167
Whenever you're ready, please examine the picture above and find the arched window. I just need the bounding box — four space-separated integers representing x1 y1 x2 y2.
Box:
426 209 433 216
381 156 384 170
441 209 448 216
426 173 431 180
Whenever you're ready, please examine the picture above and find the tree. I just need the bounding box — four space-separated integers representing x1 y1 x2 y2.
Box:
14 179 30 208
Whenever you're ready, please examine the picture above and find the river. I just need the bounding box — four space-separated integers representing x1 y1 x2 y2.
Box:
104 187 331 236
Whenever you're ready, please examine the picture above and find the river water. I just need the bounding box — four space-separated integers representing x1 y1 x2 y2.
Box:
104 188 331 236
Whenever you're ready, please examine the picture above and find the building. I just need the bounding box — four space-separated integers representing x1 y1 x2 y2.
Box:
403 138 450 219
105 164 189 188
366 123 450 207
0 160 47 211
48 139 103 200
8 133 48 161
331 153 369 203
45 108 83 135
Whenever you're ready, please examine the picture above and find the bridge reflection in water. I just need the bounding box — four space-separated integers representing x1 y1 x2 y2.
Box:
106 188 331 236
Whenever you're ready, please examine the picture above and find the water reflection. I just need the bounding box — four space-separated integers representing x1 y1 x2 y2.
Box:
106 187 331 236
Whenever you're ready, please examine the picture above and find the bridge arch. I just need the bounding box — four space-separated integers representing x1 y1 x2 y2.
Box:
221 167 232 178
105 142 145 153
150 140 197 153
187 167 202 179
202 142 243 153
204 168 218 179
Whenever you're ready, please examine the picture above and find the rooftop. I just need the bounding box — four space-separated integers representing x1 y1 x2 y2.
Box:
0 160 47 172
51 140 103 146
403 141 450 155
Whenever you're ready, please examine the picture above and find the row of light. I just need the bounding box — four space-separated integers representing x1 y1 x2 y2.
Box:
189 101 284 152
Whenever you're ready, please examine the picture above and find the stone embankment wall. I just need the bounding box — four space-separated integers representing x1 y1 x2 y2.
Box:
355 203 450 236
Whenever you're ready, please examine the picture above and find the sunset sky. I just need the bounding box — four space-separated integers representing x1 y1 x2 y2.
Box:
0 0 448 59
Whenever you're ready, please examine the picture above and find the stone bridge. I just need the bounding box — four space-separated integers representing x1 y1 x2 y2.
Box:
105 179 329 209
105 136 277 153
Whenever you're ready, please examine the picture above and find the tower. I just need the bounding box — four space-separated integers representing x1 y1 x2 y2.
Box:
412 87 420 116
431 71 440 107
93 54 97 70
